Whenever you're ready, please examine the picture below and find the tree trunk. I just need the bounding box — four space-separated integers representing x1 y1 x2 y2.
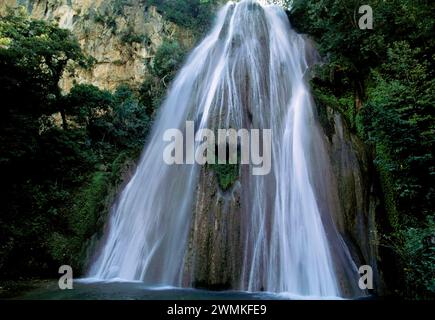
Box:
60 108 68 130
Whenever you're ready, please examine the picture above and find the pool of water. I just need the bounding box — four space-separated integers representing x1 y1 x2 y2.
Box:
10 280 291 300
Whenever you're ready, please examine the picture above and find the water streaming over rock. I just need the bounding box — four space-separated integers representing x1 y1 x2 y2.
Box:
88 0 363 298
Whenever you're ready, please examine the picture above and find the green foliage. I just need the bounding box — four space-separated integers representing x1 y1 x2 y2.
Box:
108 84 152 151
361 41 434 220
385 217 435 299
120 23 150 45
68 171 111 268
66 84 113 128
359 44 434 297
210 163 240 192
47 170 111 270
121 31 147 45
0 8 87 129
149 0 219 33
0 11 153 279
94 13 117 32
113 0 129 15
152 39 186 81
208 149 240 192
72 172 110 239
138 38 188 114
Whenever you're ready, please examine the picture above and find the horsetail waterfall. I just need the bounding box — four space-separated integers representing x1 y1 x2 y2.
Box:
87 0 364 298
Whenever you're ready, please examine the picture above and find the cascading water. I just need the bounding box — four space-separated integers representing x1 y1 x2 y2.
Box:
88 0 362 298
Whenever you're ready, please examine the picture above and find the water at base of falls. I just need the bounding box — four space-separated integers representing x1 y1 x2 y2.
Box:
12 280 354 300
87 0 363 299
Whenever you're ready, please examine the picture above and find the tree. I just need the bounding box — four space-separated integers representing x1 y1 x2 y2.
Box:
65 84 113 129
149 0 219 32
0 10 91 278
0 8 87 130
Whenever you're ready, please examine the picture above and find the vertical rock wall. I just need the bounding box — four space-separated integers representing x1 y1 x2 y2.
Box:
326 109 384 294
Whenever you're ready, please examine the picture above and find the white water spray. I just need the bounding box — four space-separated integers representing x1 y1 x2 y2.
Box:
88 0 361 298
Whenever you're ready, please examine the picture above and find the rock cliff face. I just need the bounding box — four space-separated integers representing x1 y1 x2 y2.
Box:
325 108 384 294
183 167 243 290
0 0 194 91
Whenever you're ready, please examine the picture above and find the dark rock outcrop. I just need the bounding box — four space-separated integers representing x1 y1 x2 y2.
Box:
322 107 384 295
183 167 243 290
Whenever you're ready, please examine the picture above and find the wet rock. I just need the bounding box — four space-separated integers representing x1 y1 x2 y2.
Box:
183 166 242 290
325 107 384 295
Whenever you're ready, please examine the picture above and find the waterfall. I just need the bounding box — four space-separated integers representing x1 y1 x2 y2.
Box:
88 0 362 298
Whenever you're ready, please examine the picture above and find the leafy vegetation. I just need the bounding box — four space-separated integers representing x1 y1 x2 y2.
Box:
209 158 240 192
121 31 149 45
140 38 187 112
0 11 155 278
149 0 220 34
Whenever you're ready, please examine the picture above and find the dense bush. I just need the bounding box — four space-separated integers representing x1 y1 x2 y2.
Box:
0 11 154 278
152 39 187 81
139 38 188 113
149 0 219 33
